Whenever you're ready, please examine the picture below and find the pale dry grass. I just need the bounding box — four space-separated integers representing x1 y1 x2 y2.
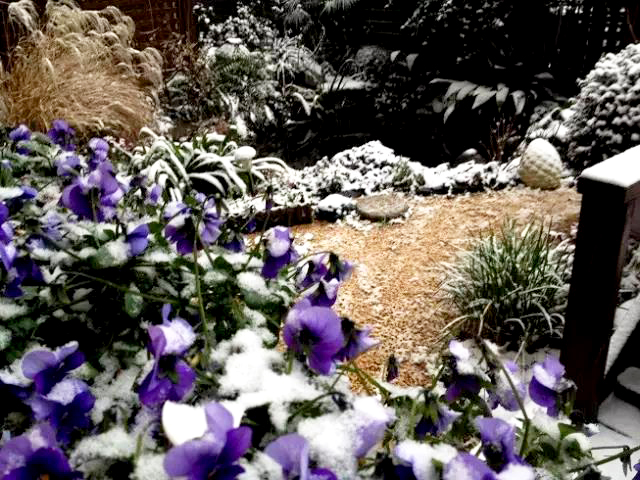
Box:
291 186 582 387
0 0 163 139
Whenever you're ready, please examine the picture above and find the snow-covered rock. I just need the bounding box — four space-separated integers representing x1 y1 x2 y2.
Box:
316 194 355 221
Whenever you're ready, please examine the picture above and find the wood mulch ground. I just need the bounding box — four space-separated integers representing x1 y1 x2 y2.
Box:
290 186 582 387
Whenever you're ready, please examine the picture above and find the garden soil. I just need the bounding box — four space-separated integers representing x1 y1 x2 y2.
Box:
291 186 581 388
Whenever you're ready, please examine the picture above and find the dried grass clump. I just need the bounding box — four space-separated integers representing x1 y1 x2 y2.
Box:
0 0 163 139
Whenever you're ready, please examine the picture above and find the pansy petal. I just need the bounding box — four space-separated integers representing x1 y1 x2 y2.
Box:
219 427 252 464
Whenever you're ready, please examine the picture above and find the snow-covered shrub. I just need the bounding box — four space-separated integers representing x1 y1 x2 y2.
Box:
0 124 633 480
131 128 289 201
195 3 280 50
565 43 640 169
442 219 570 349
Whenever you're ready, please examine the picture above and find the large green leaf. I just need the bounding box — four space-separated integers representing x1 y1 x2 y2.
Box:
471 86 495 109
124 285 144 318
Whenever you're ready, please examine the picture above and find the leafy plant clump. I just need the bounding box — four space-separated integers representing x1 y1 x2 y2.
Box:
565 42 640 170
442 219 570 349
0 0 162 139
0 123 634 480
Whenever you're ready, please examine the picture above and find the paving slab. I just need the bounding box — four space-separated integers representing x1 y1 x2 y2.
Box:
355 194 409 221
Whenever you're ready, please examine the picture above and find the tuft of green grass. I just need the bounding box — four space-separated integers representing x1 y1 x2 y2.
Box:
441 218 570 349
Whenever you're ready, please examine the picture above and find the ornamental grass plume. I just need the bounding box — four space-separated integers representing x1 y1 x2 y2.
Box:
0 0 162 139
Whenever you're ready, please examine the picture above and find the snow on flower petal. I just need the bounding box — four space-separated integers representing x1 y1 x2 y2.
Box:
162 401 208 446
126 223 150 256
529 355 570 416
21 341 85 394
0 424 81 479
163 402 251 480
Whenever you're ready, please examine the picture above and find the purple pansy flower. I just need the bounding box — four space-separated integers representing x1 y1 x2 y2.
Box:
443 453 495 480
21 341 85 395
444 340 481 402
475 417 522 471
88 137 109 168
283 298 344 375
0 424 82 479
0 202 13 243
352 397 395 458
296 254 329 290
632 462 640 480
28 378 95 444
325 255 353 283
139 305 197 408
0 241 16 273
60 161 124 221
489 361 526 412
9 124 31 154
2 185 37 214
5 254 45 297
529 355 571 417
163 199 223 255
443 453 535 480
265 433 337 480
47 119 76 151
220 231 245 253
305 278 341 307
386 354 399 382
262 226 298 279
55 151 81 176
334 318 379 362
147 183 163 205
164 402 252 480
126 223 150 256
415 400 460 439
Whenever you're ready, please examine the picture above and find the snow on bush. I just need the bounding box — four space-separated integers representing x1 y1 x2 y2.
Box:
565 43 640 169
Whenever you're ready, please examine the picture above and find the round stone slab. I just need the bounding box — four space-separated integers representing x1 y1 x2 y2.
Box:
355 194 409 221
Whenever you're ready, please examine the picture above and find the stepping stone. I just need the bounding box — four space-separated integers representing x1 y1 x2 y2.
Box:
355 194 409 222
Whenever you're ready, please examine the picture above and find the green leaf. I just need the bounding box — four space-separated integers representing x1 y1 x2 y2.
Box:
495 84 509 107
390 50 400 62
124 285 144 318
443 104 456 123
90 243 126 269
511 90 527 115
456 82 478 101
444 80 470 101
557 423 578 439
471 87 495 109
212 255 235 274
406 53 418 71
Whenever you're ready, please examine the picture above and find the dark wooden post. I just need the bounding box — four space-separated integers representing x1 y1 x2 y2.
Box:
561 146 640 421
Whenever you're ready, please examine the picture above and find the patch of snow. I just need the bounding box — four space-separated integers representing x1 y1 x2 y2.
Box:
237 271 271 297
71 427 137 467
212 329 321 431
132 454 170 480
0 299 27 320
162 401 208 445
394 440 457 480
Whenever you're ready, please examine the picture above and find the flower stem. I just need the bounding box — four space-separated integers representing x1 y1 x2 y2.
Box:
567 443 640 474
62 270 179 304
480 340 530 456
192 219 211 364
